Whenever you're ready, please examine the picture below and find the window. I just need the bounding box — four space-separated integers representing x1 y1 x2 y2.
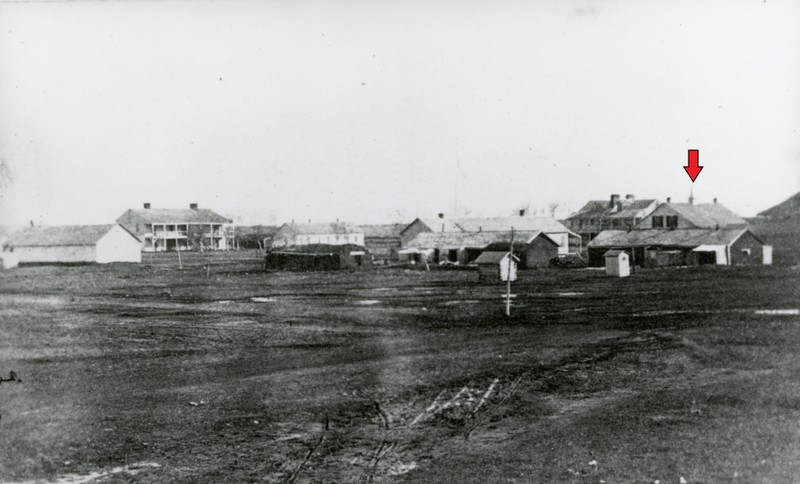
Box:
741 248 751 257
652 216 664 228
666 216 679 228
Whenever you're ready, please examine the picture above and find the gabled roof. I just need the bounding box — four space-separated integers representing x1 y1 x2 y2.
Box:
483 232 560 251
117 208 230 225
587 228 754 249
406 230 542 249
361 223 406 238
279 221 363 235
474 251 519 264
662 203 747 228
604 249 628 257
9 224 138 247
405 218 466 234
409 216 572 234
566 199 658 219
451 216 572 233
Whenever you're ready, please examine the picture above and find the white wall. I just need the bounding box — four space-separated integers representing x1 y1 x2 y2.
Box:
96 225 142 263
15 245 96 263
293 233 365 246
546 232 570 255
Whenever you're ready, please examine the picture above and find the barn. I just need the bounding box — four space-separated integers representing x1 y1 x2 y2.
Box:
8 225 142 264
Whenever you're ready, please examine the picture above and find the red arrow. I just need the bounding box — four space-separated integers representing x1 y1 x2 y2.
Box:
684 149 703 182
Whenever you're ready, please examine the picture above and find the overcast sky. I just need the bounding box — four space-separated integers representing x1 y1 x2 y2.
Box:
0 0 798 226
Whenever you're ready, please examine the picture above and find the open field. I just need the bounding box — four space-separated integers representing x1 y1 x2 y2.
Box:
1 251 800 483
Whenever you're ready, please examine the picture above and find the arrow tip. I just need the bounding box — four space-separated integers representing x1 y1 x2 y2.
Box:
684 165 703 182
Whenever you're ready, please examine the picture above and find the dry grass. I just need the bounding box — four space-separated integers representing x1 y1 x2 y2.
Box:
0 254 799 482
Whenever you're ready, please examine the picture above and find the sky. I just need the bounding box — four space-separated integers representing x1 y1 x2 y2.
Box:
0 0 798 226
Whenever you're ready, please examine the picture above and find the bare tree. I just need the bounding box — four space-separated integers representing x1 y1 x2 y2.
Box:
389 207 409 224
548 202 559 218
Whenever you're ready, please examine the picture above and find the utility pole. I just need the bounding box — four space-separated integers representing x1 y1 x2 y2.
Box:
506 227 514 317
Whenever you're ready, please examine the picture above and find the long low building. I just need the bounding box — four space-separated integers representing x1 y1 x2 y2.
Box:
587 227 770 267
401 230 559 267
7 224 142 264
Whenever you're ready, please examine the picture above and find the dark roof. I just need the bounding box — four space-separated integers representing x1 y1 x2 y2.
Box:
9 224 138 247
566 199 658 219
117 208 230 225
660 203 747 228
362 223 406 238
483 232 559 251
587 228 754 249
474 251 519 264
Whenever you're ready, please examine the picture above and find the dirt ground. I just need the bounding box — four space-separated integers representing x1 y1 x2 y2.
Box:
1 252 799 483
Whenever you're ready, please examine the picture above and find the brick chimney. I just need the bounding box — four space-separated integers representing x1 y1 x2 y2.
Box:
189 203 198 210
625 194 635 201
713 197 718 203
609 194 620 208
666 197 671 203
438 213 445 219
143 202 151 209
519 209 526 216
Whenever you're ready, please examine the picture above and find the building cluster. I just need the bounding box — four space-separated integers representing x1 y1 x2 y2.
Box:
0 193 773 272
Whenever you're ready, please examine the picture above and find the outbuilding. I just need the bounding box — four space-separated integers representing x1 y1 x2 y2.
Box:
264 244 372 271
604 249 630 277
475 251 519 283
8 224 142 264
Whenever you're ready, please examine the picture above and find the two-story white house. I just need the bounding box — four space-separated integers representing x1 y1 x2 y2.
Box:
116 203 232 252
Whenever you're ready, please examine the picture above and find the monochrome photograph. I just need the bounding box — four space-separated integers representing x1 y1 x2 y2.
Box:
0 0 799 482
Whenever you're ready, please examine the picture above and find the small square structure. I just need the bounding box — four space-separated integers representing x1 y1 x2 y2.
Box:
475 251 519 283
604 249 630 277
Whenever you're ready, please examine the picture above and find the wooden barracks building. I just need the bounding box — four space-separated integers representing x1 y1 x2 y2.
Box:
116 203 232 252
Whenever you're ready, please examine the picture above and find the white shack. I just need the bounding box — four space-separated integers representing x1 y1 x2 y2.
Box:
475 251 519 283
8 224 142 264
604 249 630 277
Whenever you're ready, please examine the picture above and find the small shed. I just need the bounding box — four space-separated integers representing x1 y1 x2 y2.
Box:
475 251 519 283
604 249 630 277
